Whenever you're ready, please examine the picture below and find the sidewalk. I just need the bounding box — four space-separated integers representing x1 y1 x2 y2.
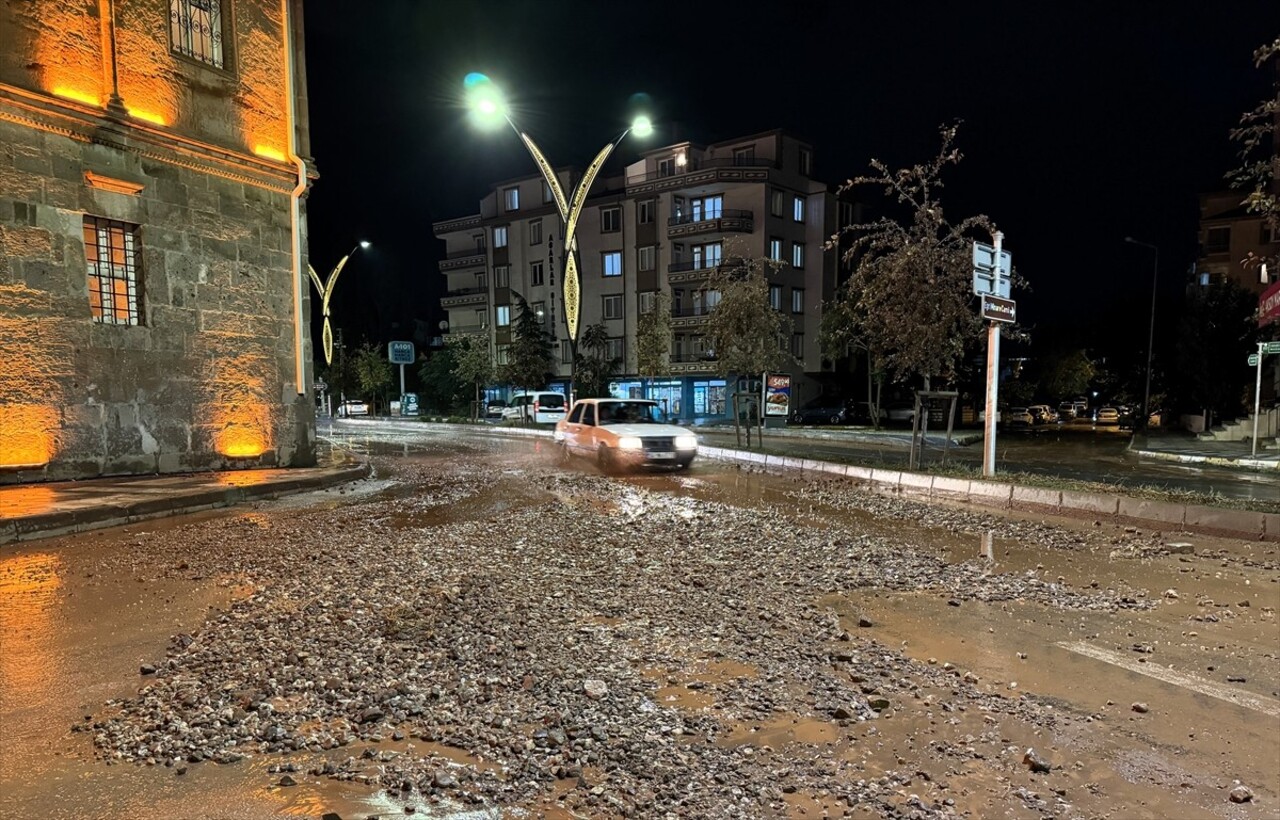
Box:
0 455 369 546
1130 431 1280 470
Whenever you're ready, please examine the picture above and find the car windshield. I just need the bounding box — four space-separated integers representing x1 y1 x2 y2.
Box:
596 401 665 425
539 395 565 408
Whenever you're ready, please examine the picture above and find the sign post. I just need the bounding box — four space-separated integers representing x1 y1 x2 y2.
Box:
388 341 415 414
1249 342 1280 457
973 232 1014 477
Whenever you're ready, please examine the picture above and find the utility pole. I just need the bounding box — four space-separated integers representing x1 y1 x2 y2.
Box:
972 231 1014 478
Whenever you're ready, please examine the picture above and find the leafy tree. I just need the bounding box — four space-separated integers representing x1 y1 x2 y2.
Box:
635 291 672 396
1228 35 1279 272
701 255 792 379
451 332 495 417
417 344 467 415
820 297 886 427
1173 282 1261 421
500 297 554 391
352 342 393 413
826 124 999 387
1037 349 1096 402
574 322 620 398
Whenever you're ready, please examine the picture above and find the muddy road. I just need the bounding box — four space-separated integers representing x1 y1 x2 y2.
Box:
1 428 1276 819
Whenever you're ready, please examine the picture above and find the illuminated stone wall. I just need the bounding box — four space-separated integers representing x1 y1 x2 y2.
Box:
0 0 315 482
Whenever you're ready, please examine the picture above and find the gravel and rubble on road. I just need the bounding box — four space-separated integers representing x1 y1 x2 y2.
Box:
22 440 1266 819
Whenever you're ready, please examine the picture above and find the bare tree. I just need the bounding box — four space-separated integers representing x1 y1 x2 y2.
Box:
1228 36 1279 273
450 333 494 418
635 291 671 397
700 255 792 380
824 124 997 388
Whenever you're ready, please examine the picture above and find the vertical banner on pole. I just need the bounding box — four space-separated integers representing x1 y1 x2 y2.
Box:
973 232 1013 478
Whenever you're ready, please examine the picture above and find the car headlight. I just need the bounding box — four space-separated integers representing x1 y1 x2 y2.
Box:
675 435 698 450
617 436 643 450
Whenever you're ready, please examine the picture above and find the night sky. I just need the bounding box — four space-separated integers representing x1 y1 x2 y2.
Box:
302 0 1275 368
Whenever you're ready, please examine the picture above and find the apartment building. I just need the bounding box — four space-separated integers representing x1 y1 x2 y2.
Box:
434 130 839 422
1194 190 1278 294
0 0 316 482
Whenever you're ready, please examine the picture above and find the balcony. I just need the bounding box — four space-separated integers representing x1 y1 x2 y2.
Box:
666 256 749 283
668 351 718 374
441 286 489 308
433 214 483 234
445 323 488 336
627 157 777 193
670 305 714 328
439 248 488 272
667 208 754 239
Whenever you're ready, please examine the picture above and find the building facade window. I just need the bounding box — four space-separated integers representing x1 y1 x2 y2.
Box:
531 301 546 324
494 265 510 288
793 195 806 223
769 284 782 311
603 294 623 320
493 226 508 248
530 261 544 286
603 251 623 277
638 245 655 272
791 334 804 358
170 0 227 69
1204 226 1230 253
84 216 144 325
691 195 723 221
733 145 755 165
791 241 805 269
769 238 783 262
496 305 511 327
799 147 812 176
504 186 520 211
496 345 510 365
562 340 574 363
542 181 553 203
601 206 621 233
605 338 624 361
638 199 655 224
693 241 722 270
475 272 487 289
792 287 805 313
638 291 656 314
530 219 542 245
658 157 675 177
771 189 785 218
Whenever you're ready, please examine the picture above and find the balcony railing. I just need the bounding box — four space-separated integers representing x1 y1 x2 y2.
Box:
670 305 715 318
441 287 490 307
627 156 777 185
445 323 488 335
667 256 749 274
670 352 717 364
445 286 487 297
667 208 753 227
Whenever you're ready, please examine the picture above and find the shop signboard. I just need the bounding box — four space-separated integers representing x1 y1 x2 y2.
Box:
764 374 792 416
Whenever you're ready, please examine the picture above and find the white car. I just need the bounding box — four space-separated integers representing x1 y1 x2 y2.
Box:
554 398 697 470
1096 406 1120 424
338 399 369 417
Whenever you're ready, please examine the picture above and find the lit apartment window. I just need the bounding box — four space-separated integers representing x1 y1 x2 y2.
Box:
494 226 508 248
531 261 544 286
602 206 621 233
531 301 546 323
791 241 805 269
496 305 511 327
771 189 785 218
603 251 623 277
638 291 656 314
1204 226 1229 253
504 187 520 211
793 195 806 223
769 284 782 311
693 242 722 270
769 238 783 262
84 216 144 325
603 294 623 320
638 245 655 272
792 287 805 313
170 0 227 69
733 145 755 166
799 147 812 176
791 334 804 358
692 195 723 221
530 219 542 245
494 265 509 288
638 199 655 224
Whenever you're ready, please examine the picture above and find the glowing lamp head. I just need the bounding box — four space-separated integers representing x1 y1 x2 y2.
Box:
630 115 654 138
359 240 371 249
464 72 507 130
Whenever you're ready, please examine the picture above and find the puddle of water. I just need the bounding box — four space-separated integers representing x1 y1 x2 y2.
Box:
640 658 759 713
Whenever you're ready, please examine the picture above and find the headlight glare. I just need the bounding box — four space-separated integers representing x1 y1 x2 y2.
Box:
617 436 644 450
675 435 698 450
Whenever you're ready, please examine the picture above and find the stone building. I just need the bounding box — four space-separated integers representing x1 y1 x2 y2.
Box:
434 130 846 421
0 0 317 482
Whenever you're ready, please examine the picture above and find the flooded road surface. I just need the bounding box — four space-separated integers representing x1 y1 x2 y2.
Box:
1 426 1276 819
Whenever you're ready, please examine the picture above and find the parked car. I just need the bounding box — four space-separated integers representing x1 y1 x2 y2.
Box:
338 399 369 417
1005 407 1034 428
502 391 568 424
485 399 507 419
790 399 856 426
1027 404 1058 424
1057 402 1077 421
1095 406 1120 424
885 402 916 424
554 398 697 470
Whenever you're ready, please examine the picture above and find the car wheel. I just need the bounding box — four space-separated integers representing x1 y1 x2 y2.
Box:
829 414 841 425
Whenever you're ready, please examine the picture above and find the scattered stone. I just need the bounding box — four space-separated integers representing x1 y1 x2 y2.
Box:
1226 675 1247 683
1023 748 1052 773
139 664 156 676
1132 702 1150 714
857 617 874 628
432 769 457 789
1229 785 1253 803
279 775 297 787
583 679 609 700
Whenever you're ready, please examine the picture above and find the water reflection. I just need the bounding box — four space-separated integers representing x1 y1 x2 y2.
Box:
0 552 63 707
215 470 275 488
980 530 994 561
0 485 58 517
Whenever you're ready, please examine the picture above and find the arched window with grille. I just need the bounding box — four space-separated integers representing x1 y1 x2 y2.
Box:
170 0 226 69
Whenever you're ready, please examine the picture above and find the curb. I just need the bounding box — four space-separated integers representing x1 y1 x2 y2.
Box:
1131 448 1280 471
1 463 371 546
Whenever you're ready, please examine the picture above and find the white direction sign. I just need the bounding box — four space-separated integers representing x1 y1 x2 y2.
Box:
973 241 1012 299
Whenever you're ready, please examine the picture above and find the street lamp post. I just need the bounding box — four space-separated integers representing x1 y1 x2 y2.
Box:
309 240 370 368
464 73 651 399
1124 237 1158 434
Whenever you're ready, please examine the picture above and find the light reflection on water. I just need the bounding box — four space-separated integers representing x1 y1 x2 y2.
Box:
0 551 63 709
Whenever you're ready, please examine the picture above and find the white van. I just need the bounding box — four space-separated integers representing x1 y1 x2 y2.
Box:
502 391 567 424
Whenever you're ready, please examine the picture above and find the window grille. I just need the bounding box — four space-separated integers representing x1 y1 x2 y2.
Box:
84 216 143 325
170 0 225 69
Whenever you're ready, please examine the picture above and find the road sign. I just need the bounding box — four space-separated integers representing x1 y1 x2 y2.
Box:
980 294 1017 323
1248 354 1260 366
972 241 1013 299
388 341 415 365
1264 341 1280 355
313 379 327 392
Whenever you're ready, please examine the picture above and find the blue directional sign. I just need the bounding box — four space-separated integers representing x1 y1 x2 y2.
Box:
972 242 1012 299
388 341 415 365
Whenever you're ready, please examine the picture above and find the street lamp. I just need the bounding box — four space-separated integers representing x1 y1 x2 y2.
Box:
1124 236 1158 434
309 240 370 367
463 72 651 397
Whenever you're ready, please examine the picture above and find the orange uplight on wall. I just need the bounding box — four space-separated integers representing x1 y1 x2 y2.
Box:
0 405 58 469
253 145 287 162
34 0 105 111
126 108 166 126
1 287 68 469
51 86 101 107
200 342 275 461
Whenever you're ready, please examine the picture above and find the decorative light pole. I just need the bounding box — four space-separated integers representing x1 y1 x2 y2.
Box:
309 240 369 367
1124 236 1158 434
464 73 652 396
